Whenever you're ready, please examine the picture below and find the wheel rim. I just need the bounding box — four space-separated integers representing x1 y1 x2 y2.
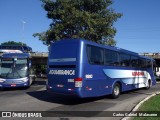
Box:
114 86 120 96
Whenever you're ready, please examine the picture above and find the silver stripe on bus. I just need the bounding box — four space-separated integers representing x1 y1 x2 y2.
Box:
49 58 76 62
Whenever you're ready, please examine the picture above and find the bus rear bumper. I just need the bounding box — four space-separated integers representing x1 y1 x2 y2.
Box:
46 85 78 97
0 82 29 88
46 85 97 98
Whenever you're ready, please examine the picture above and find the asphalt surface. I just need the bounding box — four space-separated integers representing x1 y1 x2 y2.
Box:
0 78 160 120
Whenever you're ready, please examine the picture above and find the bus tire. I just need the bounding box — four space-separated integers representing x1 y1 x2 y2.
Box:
111 83 120 99
145 80 151 90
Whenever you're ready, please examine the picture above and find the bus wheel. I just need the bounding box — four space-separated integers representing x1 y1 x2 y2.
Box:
111 83 120 99
145 80 151 90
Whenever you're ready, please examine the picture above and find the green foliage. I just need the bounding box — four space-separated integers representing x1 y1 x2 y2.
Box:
133 117 160 120
33 0 122 46
1 41 27 46
34 64 46 74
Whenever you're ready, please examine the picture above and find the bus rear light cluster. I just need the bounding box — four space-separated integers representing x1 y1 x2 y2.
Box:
74 78 83 81
86 86 92 90
74 78 83 87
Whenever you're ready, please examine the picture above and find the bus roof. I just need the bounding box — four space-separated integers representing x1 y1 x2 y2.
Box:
51 38 153 60
52 38 140 55
0 45 32 53
139 54 154 61
1 53 30 59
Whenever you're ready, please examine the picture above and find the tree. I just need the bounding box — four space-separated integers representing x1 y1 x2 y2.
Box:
33 0 122 46
1 41 27 46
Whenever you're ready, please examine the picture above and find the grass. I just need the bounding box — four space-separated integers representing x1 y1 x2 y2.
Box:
132 95 160 120
138 95 160 111
133 117 160 120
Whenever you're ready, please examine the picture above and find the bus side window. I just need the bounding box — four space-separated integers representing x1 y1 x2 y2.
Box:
139 58 147 68
104 50 119 66
120 54 130 67
146 59 152 68
131 56 139 68
87 45 104 65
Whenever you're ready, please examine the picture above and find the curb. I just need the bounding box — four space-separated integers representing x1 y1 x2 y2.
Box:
121 91 160 120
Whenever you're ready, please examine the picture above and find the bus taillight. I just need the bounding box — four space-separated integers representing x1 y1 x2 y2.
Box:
74 78 83 87
74 78 83 81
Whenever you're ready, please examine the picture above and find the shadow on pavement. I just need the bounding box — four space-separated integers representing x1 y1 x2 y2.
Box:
121 88 153 96
27 90 109 105
33 79 46 86
0 87 28 91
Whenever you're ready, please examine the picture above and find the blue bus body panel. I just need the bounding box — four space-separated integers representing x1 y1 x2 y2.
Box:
1 53 30 58
47 39 156 98
47 40 80 95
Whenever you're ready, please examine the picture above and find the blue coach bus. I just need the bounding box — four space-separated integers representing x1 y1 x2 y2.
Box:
0 53 35 88
47 39 156 98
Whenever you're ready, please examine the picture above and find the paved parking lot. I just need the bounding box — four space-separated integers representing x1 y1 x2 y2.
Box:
0 78 160 120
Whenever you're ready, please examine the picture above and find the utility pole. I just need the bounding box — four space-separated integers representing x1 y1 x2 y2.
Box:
22 20 26 46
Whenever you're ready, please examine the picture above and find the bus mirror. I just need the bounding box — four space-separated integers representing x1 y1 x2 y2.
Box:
29 60 31 68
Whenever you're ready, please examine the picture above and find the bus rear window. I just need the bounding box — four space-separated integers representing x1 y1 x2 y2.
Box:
49 44 78 60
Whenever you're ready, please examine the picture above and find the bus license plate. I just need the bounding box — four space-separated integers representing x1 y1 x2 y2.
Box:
75 81 82 87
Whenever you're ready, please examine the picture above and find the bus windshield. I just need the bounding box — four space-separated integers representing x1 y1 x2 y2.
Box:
0 58 28 79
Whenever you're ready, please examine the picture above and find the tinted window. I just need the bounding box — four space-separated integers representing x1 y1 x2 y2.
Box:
104 50 119 66
131 56 139 67
139 58 146 68
120 54 130 67
87 45 104 65
50 44 78 59
146 59 152 68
